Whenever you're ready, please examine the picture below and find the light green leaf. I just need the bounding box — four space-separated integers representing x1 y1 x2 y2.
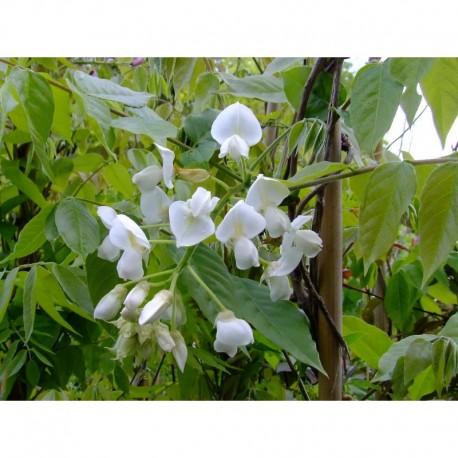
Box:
359 162 416 270
418 162 458 284
1 160 48 208
219 73 287 103
183 109 219 144
72 153 105 173
389 57 434 88
52 264 94 314
439 312 458 345
282 66 312 111
264 58 303 75
194 73 220 112
286 161 350 186
0 204 54 264
400 86 422 127
342 315 392 369
50 85 72 143
0 267 19 323
421 58 458 147
408 365 435 400
111 116 177 145
102 162 134 198
23 266 37 342
173 58 197 94
350 63 403 155
373 334 437 382
404 338 433 384
55 198 100 259
73 70 152 107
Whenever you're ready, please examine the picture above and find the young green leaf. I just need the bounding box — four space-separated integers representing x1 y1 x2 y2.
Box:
419 162 458 284
389 57 434 88
350 62 403 155
421 58 458 147
23 266 38 342
102 162 134 198
359 161 416 271
55 198 100 259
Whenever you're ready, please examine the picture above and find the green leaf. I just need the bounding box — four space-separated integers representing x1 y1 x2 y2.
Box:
389 57 434 88
264 58 303 75
0 267 19 323
173 58 197 94
286 161 350 186
184 245 323 372
219 73 287 103
52 264 94 314
384 262 423 332
73 70 152 107
342 315 392 369
111 116 177 145
183 109 219 144
404 338 433 384
408 365 435 400
1 160 48 208
358 162 416 270
194 73 219 111
439 312 458 345
55 198 100 259
350 63 403 155
72 153 105 173
181 140 216 169
0 204 54 265
421 58 458 147
4 349 27 379
282 66 312 111
10 68 55 177
23 266 38 342
373 334 436 382
400 86 422 127
50 84 72 144
114 364 130 394
85 251 120 305
418 162 458 284
102 162 134 198
26 359 40 386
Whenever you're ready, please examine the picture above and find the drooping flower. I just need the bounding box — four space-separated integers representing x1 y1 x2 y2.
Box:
263 263 293 302
215 201 266 269
246 174 291 237
94 285 128 321
109 215 151 281
169 187 219 248
138 290 174 326
124 281 150 310
97 206 120 261
154 143 175 189
153 322 176 352
269 215 322 277
211 102 262 161
214 310 254 357
170 330 188 372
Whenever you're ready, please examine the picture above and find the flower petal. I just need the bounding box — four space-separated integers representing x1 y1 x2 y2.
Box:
215 310 254 347
264 206 291 238
189 187 215 217
218 134 250 160
246 174 290 210
132 165 163 192
140 186 172 224
138 290 173 326
98 235 120 261
109 215 150 253
97 206 118 229
154 143 175 189
171 330 187 372
233 236 259 269
124 281 150 310
294 230 323 257
211 102 262 146
291 214 313 230
93 285 127 320
214 339 238 357
153 323 176 352
267 275 293 302
268 250 304 277
117 248 145 281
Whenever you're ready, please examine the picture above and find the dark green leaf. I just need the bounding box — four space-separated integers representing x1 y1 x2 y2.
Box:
181 140 216 169
0 267 19 323
418 162 458 284
23 266 37 342
359 162 416 270
55 198 100 259
114 364 131 393
282 66 312 111
404 338 433 384
26 359 40 385
183 109 219 144
85 251 120 305
421 58 458 147
350 62 403 155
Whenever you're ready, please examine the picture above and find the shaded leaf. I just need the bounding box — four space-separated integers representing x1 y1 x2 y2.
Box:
0 267 19 323
404 338 433 384
23 266 37 342
111 116 177 145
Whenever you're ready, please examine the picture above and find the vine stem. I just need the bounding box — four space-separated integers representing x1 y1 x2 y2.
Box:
186 265 226 312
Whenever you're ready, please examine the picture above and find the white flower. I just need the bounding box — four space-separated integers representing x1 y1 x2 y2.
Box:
97 206 120 261
171 330 188 372
269 215 322 277
169 187 219 248
246 174 291 237
94 285 127 321
211 102 262 161
132 165 163 192
124 281 150 310
153 322 176 352
214 310 254 357
109 215 151 281
138 290 174 326
264 264 293 302
154 143 175 189
215 201 266 269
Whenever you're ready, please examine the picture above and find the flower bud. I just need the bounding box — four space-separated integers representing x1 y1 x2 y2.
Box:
153 322 175 352
94 285 127 321
171 330 188 372
160 292 187 326
120 306 140 322
214 310 254 357
130 57 145 67
124 281 150 310
176 166 210 183
138 290 174 326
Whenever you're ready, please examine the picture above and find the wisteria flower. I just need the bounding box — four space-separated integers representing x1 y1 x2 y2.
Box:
263 264 293 302
169 187 219 247
215 201 266 269
138 290 174 326
94 285 128 321
214 310 254 357
246 174 291 237
269 215 322 277
170 330 188 372
97 206 121 261
211 102 262 161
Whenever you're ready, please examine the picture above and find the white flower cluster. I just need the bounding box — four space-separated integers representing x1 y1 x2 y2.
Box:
92 102 323 369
